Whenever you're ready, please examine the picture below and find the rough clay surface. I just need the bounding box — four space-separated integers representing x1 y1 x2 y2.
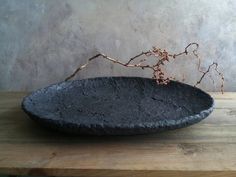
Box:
22 77 214 135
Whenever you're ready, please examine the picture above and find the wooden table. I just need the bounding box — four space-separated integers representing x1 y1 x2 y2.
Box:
0 92 236 177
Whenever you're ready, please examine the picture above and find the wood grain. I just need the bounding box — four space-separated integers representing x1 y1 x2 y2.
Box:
0 92 236 177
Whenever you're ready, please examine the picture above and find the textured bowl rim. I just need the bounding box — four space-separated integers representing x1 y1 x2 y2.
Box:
22 77 214 135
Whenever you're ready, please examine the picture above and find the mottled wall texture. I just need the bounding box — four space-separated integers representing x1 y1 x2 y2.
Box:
0 0 236 91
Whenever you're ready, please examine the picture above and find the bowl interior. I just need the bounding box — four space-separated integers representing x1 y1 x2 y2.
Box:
22 77 213 127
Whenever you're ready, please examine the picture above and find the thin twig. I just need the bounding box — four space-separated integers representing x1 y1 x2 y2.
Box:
194 62 224 93
65 43 224 93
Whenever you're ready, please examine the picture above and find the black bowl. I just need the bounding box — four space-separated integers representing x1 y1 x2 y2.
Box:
22 77 214 135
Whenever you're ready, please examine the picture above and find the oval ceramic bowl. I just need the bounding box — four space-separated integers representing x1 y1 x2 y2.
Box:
22 77 214 135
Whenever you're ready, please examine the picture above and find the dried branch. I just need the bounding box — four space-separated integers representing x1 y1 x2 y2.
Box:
194 62 224 93
65 43 224 93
